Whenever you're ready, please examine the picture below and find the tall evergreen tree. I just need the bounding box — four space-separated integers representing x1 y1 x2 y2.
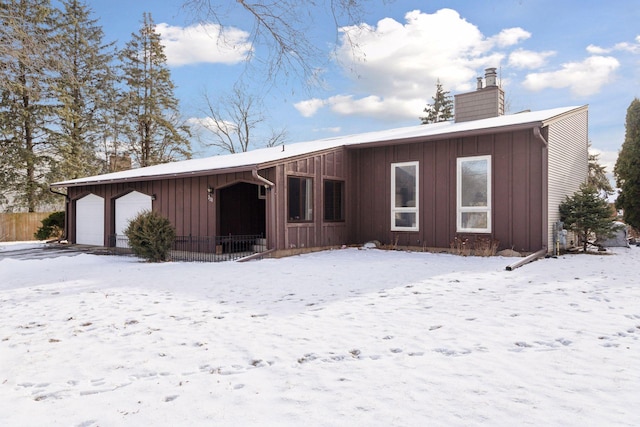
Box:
420 80 454 124
119 13 191 167
0 0 61 212
97 68 131 173
614 98 640 230
49 0 116 181
588 144 614 197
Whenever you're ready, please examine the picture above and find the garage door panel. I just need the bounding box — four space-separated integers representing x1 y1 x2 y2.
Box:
115 191 152 247
76 194 104 246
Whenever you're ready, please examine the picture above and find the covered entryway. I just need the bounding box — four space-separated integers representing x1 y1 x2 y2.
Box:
76 194 105 246
114 191 152 247
219 182 266 237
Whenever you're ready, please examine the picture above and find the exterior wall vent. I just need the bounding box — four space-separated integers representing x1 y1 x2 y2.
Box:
454 68 505 123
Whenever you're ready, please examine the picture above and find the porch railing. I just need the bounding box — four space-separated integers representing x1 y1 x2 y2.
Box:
107 234 267 262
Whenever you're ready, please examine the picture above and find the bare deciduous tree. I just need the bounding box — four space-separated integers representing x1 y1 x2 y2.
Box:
196 87 287 154
182 0 390 85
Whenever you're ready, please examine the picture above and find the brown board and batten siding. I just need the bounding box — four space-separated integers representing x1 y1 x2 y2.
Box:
268 148 349 251
349 128 546 253
546 107 589 247
54 105 588 256
66 170 258 244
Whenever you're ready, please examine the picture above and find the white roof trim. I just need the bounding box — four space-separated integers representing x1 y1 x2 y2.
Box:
52 105 585 187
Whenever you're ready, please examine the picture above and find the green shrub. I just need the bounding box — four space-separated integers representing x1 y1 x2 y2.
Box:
124 210 176 262
34 211 65 240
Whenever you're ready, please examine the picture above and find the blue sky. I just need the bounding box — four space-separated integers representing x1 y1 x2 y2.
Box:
80 0 639 175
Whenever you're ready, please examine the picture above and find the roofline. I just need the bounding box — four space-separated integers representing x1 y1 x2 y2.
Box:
344 121 545 150
256 146 349 170
51 165 258 188
50 105 587 189
49 122 548 188
541 104 588 126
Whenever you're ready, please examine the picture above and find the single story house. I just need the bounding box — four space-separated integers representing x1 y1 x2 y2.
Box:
51 69 588 257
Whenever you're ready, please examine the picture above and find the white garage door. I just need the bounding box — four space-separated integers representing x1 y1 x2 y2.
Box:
76 194 105 246
115 191 152 247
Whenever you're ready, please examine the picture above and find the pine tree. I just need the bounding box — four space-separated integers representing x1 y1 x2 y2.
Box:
119 13 191 167
420 80 454 124
614 98 640 230
559 184 616 252
588 145 614 197
97 69 132 173
49 0 117 181
0 0 62 212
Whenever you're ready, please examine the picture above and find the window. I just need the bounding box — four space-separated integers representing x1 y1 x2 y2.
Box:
391 161 419 231
457 155 491 233
324 180 344 221
288 176 313 222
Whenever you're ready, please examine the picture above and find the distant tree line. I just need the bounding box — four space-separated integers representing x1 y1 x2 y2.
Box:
0 0 190 212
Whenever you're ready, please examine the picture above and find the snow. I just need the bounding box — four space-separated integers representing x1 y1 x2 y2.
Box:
1 244 638 426
52 105 584 187
0 241 47 252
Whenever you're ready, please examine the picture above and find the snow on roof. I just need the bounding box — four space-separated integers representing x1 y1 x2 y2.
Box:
52 105 585 187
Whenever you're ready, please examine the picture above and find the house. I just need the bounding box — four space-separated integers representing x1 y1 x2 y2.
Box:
51 69 588 257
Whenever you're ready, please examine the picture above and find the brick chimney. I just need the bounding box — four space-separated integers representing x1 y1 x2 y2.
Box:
454 68 505 123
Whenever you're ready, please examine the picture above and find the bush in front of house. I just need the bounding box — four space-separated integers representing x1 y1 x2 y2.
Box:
34 211 65 240
124 210 176 262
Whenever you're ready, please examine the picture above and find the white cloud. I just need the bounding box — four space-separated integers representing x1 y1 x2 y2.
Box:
587 35 640 55
613 40 640 54
314 127 342 133
294 98 325 117
522 56 620 97
298 8 527 119
587 44 610 54
590 148 618 174
187 116 236 134
508 49 556 69
490 27 531 47
156 23 252 66
325 95 426 120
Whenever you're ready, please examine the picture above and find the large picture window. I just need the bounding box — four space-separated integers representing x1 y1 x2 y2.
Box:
324 180 344 222
391 161 419 231
288 176 313 222
457 155 491 233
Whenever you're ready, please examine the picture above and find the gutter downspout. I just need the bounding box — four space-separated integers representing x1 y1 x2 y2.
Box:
252 167 274 187
49 187 69 241
252 168 275 252
505 248 547 271
533 126 549 254
506 127 549 271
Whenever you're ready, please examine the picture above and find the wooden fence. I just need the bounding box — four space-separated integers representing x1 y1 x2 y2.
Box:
0 212 53 242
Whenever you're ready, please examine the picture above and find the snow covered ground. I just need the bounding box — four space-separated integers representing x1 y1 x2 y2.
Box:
1 244 639 426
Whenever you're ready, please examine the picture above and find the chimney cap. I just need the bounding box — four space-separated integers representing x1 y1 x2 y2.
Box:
485 67 498 87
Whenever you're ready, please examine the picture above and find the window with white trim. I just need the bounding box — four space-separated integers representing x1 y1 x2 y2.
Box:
457 155 491 233
391 161 419 231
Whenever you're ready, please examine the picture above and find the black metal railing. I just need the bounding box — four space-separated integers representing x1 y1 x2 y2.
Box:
107 234 267 262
